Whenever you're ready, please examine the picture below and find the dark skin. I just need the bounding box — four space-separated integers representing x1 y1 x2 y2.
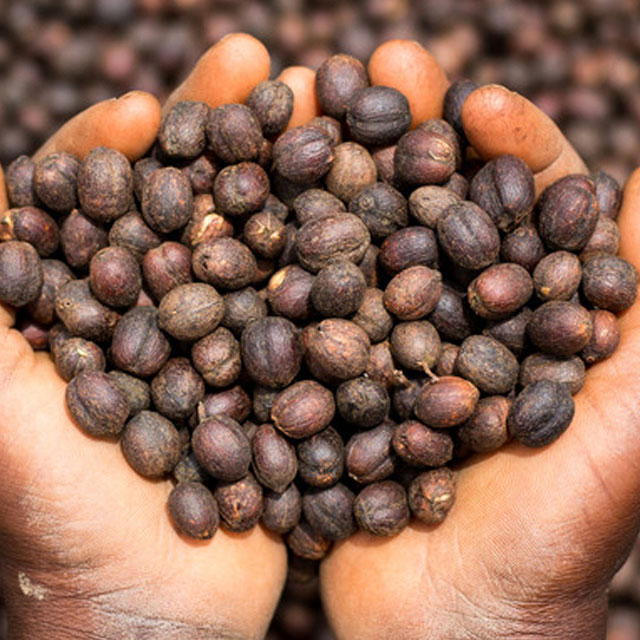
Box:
0 33 638 639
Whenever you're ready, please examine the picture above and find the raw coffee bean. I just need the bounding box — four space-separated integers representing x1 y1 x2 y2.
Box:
393 380 422 420
158 100 210 160
483 307 533 357
469 155 535 232
77 147 133 223
0 206 59 257
151 358 205 421
579 216 620 261
214 473 263 533
297 426 345 488
467 263 533 320
168 482 219 540
142 167 193 233
262 484 302 534
325 142 377 202
315 54 369 119
267 266 315 322
59 209 108 271
6 155 37 207
358 244 381 288
371 145 397 186
246 80 294 138
582 254 638 312
27 259 73 324
390 321 441 372
54 337 105 382
110 306 171 377
293 188 346 225
253 386 280 424
527 301 594 356
348 182 408 239
538 174 599 251
213 162 270 217
173 451 207 484
48 323 73 358
379 226 438 275
206 103 264 164
592 170 622 220
500 223 547 273
443 79 477 141
121 410 181 477
108 370 151 417
508 380 575 447
157 282 224 341
408 468 456 525
0 241 43 307
311 259 366 318
193 237 257 290
286 520 332 560
352 288 393 343
428 285 476 343
191 327 241 388
309 115 342 147
89 246 142 309
408 185 461 228
221 287 267 335
302 483 356 541
305 319 371 383
65 370 129 437
345 421 396 484
457 396 511 453
181 195 233 249
383 266 442 321
273 125 334 184
242 317 302 388
353 481 410 537
581 310 620 364
251 423 298 493
435 342 460 376
297 213 370 273
272 380 335 438
519 353 586 395
437 201 500 270
443 173 469 198
133 157 162 202
33 151 79 213
336 377 390 428
365 341 409 390
392 420 454 467
533 252 582 302
192 415 251 482
414 376 479 429
182 153 218 195
109 211 161 262
346 86 411 146
142 241 193 301
198 385 252 424
243 211 286 259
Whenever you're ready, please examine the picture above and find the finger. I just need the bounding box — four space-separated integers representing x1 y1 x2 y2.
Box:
368 39 450 129
462 85 588 196
617 168 640 270
277 66 321 130
164 33 270 114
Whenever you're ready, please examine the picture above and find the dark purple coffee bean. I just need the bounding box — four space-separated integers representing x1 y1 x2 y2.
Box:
54 337 106 382
273 125 334 184
214 473 263 532
142 167 193 233
0 240 43 307
89 246 141 309
533 251 582 302
467 263 533 320
108 370 151 417
392 420 453 467
592 170 621 220
246 80 294 138
33 151 79 213
428 285 476 343
482 307 533 357
168 481 219 540
252 423 298 493
297 426 345 488
336 377 390 428
500 223 547 273
0 206 59 257
221 286 267 335
27 259 73 324
353 481 410 537
213 162 270 217
311 259 366 318
142 241 193 301
443 79 477 141
315 54 369 119
519 353 586 395
582 254 638 312
158 100 210 160
345 421 396 484
286 520 332 560
302 483 356 541
198 385 252 424
348 181 408 239
109 211 161 263
581 310 620 364
262 484 302 534
458 396 511 453
408 468 456 524
267 265 315 322
272 380 335 439
151 358 205 421
182 153 219 195
527 301 594 356
206 103 264 164
5 155 37 207
379 226 438 275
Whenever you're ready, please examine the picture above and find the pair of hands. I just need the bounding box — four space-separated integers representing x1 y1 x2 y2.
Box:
1 33 639 639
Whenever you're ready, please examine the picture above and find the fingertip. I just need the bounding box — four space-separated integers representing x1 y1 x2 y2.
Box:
0 165 7 213
277 66 321 129
368 39 449 128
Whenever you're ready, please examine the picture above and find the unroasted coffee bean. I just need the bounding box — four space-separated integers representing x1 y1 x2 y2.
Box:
415 376 479 429
305 318 371 383
428 286 476 343
527 301 594 356
55 337 105 381
213 162 270 217
89 246 141 309
293 188 346 225
392 420 453 467
60 209 108 270
142 167 193 233
110 306 171 377
168 481 219 540
181 195 233 249
272 380 335 438
325 142 377 202
222 287 267 335
390 321 441 372
379 227 438 275
483 307 532 356
500 223 547 273
157 282 224 341
532 251 582 302
336 377 389 428
121 410 181 477
246 80 294 138
371 145 397 186
287 520 332 560
109 211 161 262
48 323 73 358
33 151 79 213
469 155 534 232
183 154 219 195
262 484 302 534
581 310 620 364
151 358 204 421
393 379 422 420
348 182 408 239
358 244 380 288
27 259 73 324
508 380 575 447
207 103 264 164
519 353 586 395
142 241 192 301
443 173 469 198
252 423 297 493
315 54 369 119
443 79 477 141
297 213 370 273
6 155 37 207
408 468 456 524
198 385 252 424
0 241 43 307
214 473 263 532
582 254 638 312
0 206 59 257
65 370 129 437
268 266 314 321
309 115 342 148
302 483 356 541
108 370 151 417
581 216 620 261
365 341 409 390
467 263 533 320
352 288 393 343
592 170 622 220
242 316 302 388
354 481 409 537
297 426 344 488
435 342 460 376
538 174 599 252
408 185 461 229
345 421 396 484
243 211 286 260
192 415 251 482
173 450 207 484
384 265 442 321
191 327 241 388
273 125 334 184
193 237 257 290
253 386 280 423
133 158 162 202
311 259 366 318
438 201 500 270
77 147 133 223
458 396 511 453
158 101 210 160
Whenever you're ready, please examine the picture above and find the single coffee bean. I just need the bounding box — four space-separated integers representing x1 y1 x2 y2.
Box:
0 206 59 257
262 484 302 534
142 167 193 233
192 237 257 291
252 423 298 493
221 287 267 335
325 142 377 202
348 181 408 239
408 185 461 229
267 265 315 321
297 426 345 488
371 145 397 186
302 483 356 541
443 79 477 141
33 151 79 213
500 223 547 273
214 473 263 533
315 54 369 119
168 481 219 540
390 320 441 372
392 420 454 467
243 211 286 260
286 520 332 560
468 263 533 320
384 265 442 321
352 288 393 343
272 380 335 438
89 246 142 309
379 226 438 275
592 170 622 220
582 254 638 312
443 172 469 198
27 259 74 324
151 358 205 421
414 376 479 429
183 154 219 195
532 251 582 302
48 323 73 358
133 157 162 201
309 115 342 147
5 155 37 207
458 396 511 453
273 125 334 184
293 188 346 225
191 327 241 388
213 162 270 217
246 80 294 139
527 301 594 356
158 100 210 160
142 241 193 301
173 450 207 484
365 341 409 390
579 216 620 260
336 377 390 428
59 209 108 270
519 353 586 395
508 380 575 447
253 386 280 424
435 342 460 376
408 468 456 524
428 286 476 343
109 211 161 263
482 307 533 356
198 385 252 424
108 370 151 417
206 103 264 164
0 240 43 307
54 337 106 382
311 259 366 318
345 421 396 484
354 481 410 537
581 310 620 364
358 243 380 288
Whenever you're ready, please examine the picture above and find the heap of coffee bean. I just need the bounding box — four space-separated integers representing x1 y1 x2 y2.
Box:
0 53 637 557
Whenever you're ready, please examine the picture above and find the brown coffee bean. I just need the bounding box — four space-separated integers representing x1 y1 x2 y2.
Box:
371 144 397 186
379 226 438 275
267 265 315 322
0 240 43 307
428 285 477 343
181 195 233 250
303 483 356 541
392 420 453 467
325 142 377 202
315 54 369 119
214 473 263 532
286 520 332 560
458 396 511 453
435 342 460 377
408 185 461 228
213 162 270 217
442 172 469 198
348 182 408 239
581 310 620 364
192 237 257 290
198 385 252 425
592 170 621 220
133 157 162 202
151 358 204 421
408 468 456 524
272 380 335 439
182 154 219 195
251 423 298 493
582 254 638 312
27 259 73 324
206 103 264 164
482 307 533 356
273 125 334 184
108 370 151 417
59 209 108 270
33 151 79 213
336 377 390 428
579 216 620 260
142 167 193 233
246 80 294 138
384 265 442 321
532 251 582 303
354 481 410 537
0 206 59 257
109 211 161 262
6 155 37 207
243 211 286 259
262 484 302 534
352 288 393 343
293 188 346 225
365 342 408 391
390 320 441 372
519 353 586 395
168 481 219 540
392 379 422 420
191 327 241 388
54 337 105 382
297 426 345 488
345 421 396 484
414 376 479 429
527 301 594 356
158 100 210 160
89 246 141 309
309 115 342 147
221 287 267 336
311 259 366 318
142 241 193 301
48 323 73 358
467 263 533 320
500 222 547 273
